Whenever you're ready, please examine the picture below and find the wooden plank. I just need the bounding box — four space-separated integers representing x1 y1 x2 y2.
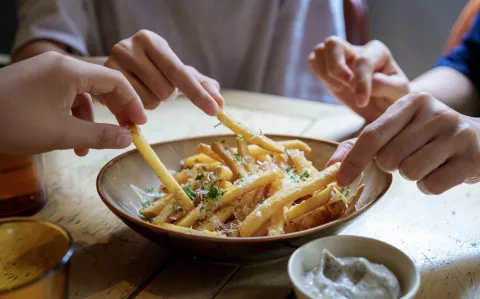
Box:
215 258 292 299
135 255 239 299
37 150 172 298
301 113 364 142
221 89 353 119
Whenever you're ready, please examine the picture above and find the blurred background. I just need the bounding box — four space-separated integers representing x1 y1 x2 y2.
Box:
0 0 469 79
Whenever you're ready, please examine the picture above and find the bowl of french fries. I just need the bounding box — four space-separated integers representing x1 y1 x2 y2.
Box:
97 109 392 262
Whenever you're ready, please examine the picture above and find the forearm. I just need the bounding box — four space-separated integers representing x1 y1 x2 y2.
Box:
12 40 107 65
409 67 480 116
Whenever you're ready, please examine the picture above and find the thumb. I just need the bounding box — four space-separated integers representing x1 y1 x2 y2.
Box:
327 138 356 167
62 118 132 150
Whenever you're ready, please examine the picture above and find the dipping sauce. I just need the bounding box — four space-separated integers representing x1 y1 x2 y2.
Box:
302 249 400 299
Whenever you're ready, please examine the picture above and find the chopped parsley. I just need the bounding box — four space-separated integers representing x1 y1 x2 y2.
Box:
172 206 182 214
340 186 351 197
183 184 197 201
195 172 205 181
144 187 154 193
285 167 294 173
233 153 241 162
185 165 193 170
204 181 227 203
224 145 229 151
300 170 310 181
195 218 202 223
141 201 153 208
221 140 226 144
237 135 245 141
195 158 200 163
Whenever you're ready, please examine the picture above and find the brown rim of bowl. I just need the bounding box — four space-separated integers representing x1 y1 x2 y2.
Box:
0 217 74 294
96 134 392 244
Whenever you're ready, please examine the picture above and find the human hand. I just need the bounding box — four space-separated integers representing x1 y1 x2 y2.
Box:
104 30 224 114
0 52 147 156
328 92 480 194
309 36 410 122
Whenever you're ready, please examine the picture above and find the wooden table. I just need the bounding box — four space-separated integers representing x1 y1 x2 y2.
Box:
36 90 480 299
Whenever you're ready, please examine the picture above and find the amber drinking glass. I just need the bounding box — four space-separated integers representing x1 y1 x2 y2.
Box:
0 154 47 216
0 218 73 299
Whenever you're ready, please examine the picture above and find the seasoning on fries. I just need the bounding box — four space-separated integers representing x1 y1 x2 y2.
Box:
131 108 365 238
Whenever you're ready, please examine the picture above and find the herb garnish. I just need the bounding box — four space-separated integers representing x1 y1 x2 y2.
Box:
141 201 152 208
233 153 241 162
195 172 205 181
144 187 154 193
183 184 197 201
185 165 193 170
204 181 227 203
172 206 182 214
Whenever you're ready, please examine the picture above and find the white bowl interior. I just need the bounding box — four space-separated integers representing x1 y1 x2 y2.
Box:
288 235 420 299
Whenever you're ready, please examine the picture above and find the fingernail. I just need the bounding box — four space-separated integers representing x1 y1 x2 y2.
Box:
205 82 225 106
116 133 132 148
163 88 178 103
417 181 432 195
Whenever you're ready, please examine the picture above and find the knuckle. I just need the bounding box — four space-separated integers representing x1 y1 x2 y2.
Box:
375 150 397 173
111 42 130 58
133 29 153 42
324 36 341 47
361 124 383 146
412 92 433 106
367 40 388 52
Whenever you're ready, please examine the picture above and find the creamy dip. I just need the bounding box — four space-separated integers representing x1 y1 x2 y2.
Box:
302 249 400 299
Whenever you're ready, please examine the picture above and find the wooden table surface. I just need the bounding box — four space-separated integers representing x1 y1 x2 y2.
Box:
35 90 480 299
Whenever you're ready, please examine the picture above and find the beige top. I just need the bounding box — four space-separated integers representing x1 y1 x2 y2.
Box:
14 0 345 103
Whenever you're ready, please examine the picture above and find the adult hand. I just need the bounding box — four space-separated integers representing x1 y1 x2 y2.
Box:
328 92 480 194
0 52 147 156
105 30 224 114
309 36 410 122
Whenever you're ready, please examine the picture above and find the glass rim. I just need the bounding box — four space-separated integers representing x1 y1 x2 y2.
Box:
0 217 74 294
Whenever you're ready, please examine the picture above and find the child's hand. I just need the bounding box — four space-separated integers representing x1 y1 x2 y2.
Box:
0 52 147 156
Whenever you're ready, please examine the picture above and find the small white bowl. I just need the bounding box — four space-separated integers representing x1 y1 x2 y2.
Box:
288 235 420 299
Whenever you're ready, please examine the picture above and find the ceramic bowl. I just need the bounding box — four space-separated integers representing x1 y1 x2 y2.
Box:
97 135 392 263
288 235 420 298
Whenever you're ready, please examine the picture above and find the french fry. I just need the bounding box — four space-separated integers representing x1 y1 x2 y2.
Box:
196 143 225 163
218 180 234 190
288 149 318 175
152 201 175 224
214 165 234 181
286 184 333 221
217 109 285 153
284 199 346 233
344 184 365 216
211 141 248 179
245 140 311 157
182 139 311 166
141 194 174 219
267 207 287 236
175 169 280 227
253 222 269 237
173 171 189 184
128 124 194 211
184 154 217 167
239 162 340 237
201 205 234 231
155 222 222 237
236 135 257 173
